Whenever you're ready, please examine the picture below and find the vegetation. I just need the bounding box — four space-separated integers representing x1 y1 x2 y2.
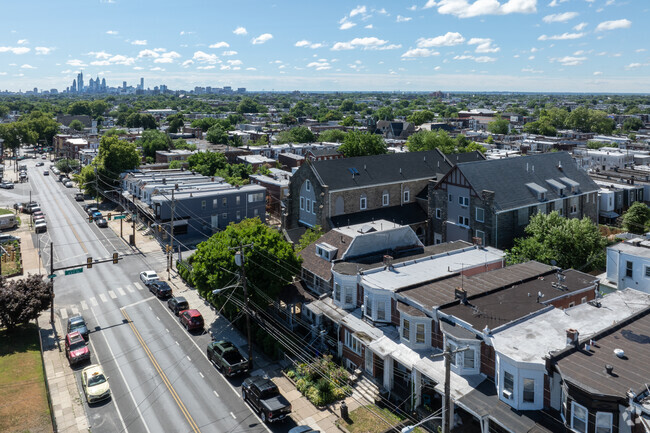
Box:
586 141 611 149
138 129 172 159
77 135 140 196
275 126 315 144
286 355 351 407
69 119 84 131
487 116 510 135
406 130 484 154
54 158 80 174
338 131 386 157
0 275 53 330
296 225 324 251
622 202 650 234
0 238 21 276
318 129 347 143
337 404 423 433
506 211 607 271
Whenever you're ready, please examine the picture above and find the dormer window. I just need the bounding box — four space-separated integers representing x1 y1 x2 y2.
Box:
560 177 580 194
315 243 337 261
526 182 548 201
546 179 565 196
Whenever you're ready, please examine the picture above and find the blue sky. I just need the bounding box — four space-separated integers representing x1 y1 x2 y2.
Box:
0 0 648 93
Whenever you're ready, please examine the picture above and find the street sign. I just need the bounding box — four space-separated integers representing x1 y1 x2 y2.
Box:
64 268 83 275
113 215 126 220
47 274 56 279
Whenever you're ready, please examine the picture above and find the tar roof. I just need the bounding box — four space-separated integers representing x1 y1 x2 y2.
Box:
554 305 650 398
330 202 428 229
310 149 452 191
400 261 553 311
440 269 598 331
440 152 599 212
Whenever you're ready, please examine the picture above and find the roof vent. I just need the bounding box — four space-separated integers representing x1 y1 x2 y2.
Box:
605 365 614 375
614 348 625 358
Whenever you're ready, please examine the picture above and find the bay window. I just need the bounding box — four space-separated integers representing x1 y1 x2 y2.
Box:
571 402 588 433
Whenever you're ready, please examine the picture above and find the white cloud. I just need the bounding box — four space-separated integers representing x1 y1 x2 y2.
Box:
131 40 147 45
66 59 86 67
417 32 465 47
468 37 500 53
209 42 229 49
396 15 413 22
179 31 195 36
401 48 440 57
197 65 215 70
408 5 418 10
625 63 641 70
150 67 164 71
20 64 35 69
108 55 135 65
365 24 373 29
573 22 588 31
90 60 110 66
423 0 437 9
222 50 238 56
251 33 273 44
543 12 578 23
295 40 325 49
332 37 398 51
89 51 112 59
528 55 535 59
193 51 219 64
548 0 568 6
153 48 166 52
137 49 159 58
454 54 497 62
35 47 52 55
133 66 144 70
181 60 193 67
552 55 587 66
0 46 30 54
432 0 537 18
17 39 28 45
636 48 646 53
593 71 603 75
246 67 257 71
595 19 632 31
307 61 331 70
106 30 118 35
233 27 248 35
340 21 357 30
349 5 367 17
227 59 243 66
538 32 585 40
522 67 544 73
154 51 180 63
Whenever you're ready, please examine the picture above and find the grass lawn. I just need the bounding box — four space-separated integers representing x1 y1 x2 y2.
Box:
0 323 52 433
337 404 425 433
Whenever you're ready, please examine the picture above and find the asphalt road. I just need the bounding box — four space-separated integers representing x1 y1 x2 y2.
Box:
3 156 297 433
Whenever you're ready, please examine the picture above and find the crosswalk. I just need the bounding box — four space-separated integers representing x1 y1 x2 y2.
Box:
59 281 148 318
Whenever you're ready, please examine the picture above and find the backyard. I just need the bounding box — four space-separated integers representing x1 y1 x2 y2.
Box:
337 404 424 433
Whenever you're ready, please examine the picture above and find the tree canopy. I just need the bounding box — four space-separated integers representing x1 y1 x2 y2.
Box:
187 151 228 176
487 117 510 135
296 225 324 252
77 135 140 196
505 211 606 271
275 126 315 144
0 274 53 330
138 129 172 159
622 202 650 234
406 130 483 154
69 119 84 131
338 131 387 157
318 129 347 143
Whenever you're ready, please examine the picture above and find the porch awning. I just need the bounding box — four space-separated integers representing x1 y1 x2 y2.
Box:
414 356 485 402
599 210 619 219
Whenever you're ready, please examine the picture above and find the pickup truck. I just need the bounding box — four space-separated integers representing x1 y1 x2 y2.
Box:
242 376 291 423
207 340 249 377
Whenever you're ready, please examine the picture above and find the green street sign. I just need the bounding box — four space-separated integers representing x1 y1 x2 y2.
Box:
113 215 126 220
64 268 84 275
47 274 56 279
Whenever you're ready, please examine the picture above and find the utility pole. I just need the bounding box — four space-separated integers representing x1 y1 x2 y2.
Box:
131 213 136 246
94 166 99 207
168 189 175 276
49 242 54 324
234 243 254 370
440 344 470 433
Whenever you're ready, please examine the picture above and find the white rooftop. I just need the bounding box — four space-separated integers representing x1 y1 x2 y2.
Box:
334 219 404 239
608 239 650 259
361 245 505 292
492 289 650 365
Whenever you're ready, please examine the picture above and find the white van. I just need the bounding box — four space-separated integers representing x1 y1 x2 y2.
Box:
0 214 18 230
34 222 47 233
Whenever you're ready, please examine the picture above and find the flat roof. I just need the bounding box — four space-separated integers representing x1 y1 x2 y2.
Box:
441 269 598 332
361 246 505 293
608 239 650 259
401 261 553 311
494 289 650 365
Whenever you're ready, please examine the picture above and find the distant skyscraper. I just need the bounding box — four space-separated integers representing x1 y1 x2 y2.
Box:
123 81 127 90
72 79 77 92
77 71 84 92
101 78 106 92
140 77 144 90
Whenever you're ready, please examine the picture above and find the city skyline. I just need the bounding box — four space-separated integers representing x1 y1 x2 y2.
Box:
0 0 648 93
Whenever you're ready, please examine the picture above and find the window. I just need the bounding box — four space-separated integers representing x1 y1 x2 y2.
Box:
581 297 587 304
305 180 311 192
475 230 485 244
344 330 362 355
503 371 514 396
236 210 241 220
571 402 588 433
458 216 469 226
254 209 259 217
463 349 475 369
436 208 441 219
569 302 575 308
416 324 425 344
360 195 367 210
518 207 529 226
403 189 410 203
596 412 613 433
402 319 410 340
365 295 372 317
236 196 241 205
312 200 316 215
300 197 305 210
645 266 650 278
523 378 535 403
458 196 469 207
222 212 227 221
626 261 633 278
345 289 353 305
248 192 264 202
334 283 341 302
305 199 310 213
476 207 484 222
222 197 227 206
213 199 218 209
382 192 389 206
377 301 386 321
201 200 206 210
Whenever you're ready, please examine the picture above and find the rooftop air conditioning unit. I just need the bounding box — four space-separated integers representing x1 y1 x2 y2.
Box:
502 389 513 400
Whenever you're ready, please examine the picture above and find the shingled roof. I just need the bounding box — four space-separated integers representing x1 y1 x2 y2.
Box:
309 149 451 191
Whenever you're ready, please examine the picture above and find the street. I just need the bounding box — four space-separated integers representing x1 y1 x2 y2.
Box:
3 157 297 433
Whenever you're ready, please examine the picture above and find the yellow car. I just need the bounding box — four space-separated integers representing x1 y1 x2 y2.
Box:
81 364 111 403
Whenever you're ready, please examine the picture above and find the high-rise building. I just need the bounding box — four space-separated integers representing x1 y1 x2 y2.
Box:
72 79 77 92
101 78 106 92
140 77 144 90
123 81 127 90
77 71 84 92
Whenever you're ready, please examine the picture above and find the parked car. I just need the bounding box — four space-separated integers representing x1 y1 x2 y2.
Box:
92 211 102 221
0 180 14 189
81 364 111 403
179 309 204 331
139 270 159 286
34 222 47 233
85 207 98 217
149 281 172 299
64 181 73 188
43 170 49 176
167 296 189 316
75 192 84 201
207 340 250 377
288 427 320 433
36 162 44 167
242 376 291 423
96 218 108 228
0 214 18 230
67 315 89 340
65 331 90 365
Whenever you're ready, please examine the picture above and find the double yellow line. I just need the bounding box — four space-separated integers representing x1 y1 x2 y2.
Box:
121 308 201 433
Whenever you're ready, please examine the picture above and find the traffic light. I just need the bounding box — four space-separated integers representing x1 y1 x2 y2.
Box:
112 252 118 264
86 257 93 269
107 213 112 221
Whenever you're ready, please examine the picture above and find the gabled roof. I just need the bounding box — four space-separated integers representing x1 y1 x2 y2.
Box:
299 230 353 282
309 149 452 191
446 151 487 165
437 152 599 211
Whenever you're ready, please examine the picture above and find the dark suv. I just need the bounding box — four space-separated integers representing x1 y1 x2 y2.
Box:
67 315 89 341
242 377 291 423
167 296 189 315
149 281 172 299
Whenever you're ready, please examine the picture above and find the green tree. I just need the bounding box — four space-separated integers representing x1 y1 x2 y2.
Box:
78 135 141 195
623 117 643 132
191 117 219 132
374 106 393 121
103 128 127 136
407 110 435 126
623 202 650 234
280 114 297 126
318 129 346 143
206 125 229 145
138 129 172 159
339 116 359 127
69 119 84 131
275 126 315 144
172 139 196 151
0 275 53 331
167 115 185 134
22 110 60 145
487 117 510 135
68 101 92 116
296 225 324 251
339 99 356 112
406 130 456 154
189 218 301 304
237 97 265 114
0 105 9 118
139 113 158 130
565 106 591 132
339 131 387 157
169 160 182 169
187 151 228 176
55 159 80 174
588 110 615 135
505 212 606 271
90 100 110 118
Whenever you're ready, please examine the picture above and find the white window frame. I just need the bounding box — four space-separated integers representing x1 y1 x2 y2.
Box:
523 378 535 403
476 207 484 222
305 180 311 192
436 208 441 219
595 412 613 433
416 323 425 344
402 319 410 341
403 189 410 203
344 288 353 305
360 195 367 210
382 192 389 207
305 199 310 214
571 401 588 433
311 200 316 215
334 283 341 302
458 196 469 207
458 215 469 227
344 330 362 355
300 196 305 210
503 371 514 395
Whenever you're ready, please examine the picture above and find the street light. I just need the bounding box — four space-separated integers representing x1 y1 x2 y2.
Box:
401 412 442 433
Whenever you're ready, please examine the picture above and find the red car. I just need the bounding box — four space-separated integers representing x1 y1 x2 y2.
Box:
179 309 204 331
65 331 90 365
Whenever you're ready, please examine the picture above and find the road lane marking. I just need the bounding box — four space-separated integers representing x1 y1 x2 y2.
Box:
120 309 201 433
165 329 169 333
99 294 108 303
199 372 204 378
133 282 144 291
156 316 160 321
89 297 98 307
175 341 179 346
126 285 135 293
60 308 68 320
230 412 236 419
117 287 126 296
108 290 117 299
213 390 219 398
71 306 79 315
89 307 151 433
186 356 191 362
80 300 88 311
121 297 156 309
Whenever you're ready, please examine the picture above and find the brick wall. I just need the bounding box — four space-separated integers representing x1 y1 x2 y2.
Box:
480 344 496 379
548 289 595 309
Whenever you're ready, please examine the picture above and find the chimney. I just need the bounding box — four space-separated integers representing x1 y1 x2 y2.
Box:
383 255 393 269
566 328 579 346
455 287 467 304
